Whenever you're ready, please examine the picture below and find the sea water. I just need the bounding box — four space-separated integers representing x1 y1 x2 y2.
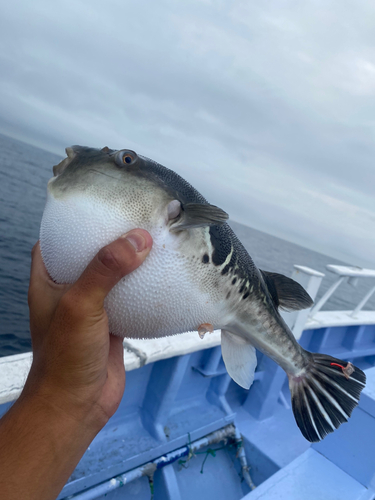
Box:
0 133 374 357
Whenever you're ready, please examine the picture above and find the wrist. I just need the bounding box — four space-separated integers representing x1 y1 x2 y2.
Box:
21 368 109 435
0 387 102 500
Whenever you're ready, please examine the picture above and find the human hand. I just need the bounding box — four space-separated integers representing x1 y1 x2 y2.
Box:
25 229 153 431
0 230 153 500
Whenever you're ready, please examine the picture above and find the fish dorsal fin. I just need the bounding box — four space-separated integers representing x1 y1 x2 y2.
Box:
221 330 257 389
169 202 228 232
260 270 314 312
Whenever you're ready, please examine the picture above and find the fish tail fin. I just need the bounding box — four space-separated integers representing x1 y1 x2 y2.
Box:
288 352 366 442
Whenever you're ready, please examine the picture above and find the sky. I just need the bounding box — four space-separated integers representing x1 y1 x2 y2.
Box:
0 0 374 267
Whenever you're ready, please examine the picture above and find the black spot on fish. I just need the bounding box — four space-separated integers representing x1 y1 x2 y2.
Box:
232 277 237 285
209 225 231 266
239 284 245 294
243 292 250 300
202 254 209 264
226 291 231 300
221 264 230 275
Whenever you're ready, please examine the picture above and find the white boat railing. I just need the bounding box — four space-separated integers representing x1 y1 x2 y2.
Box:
309 265 375 319
284 264 375 339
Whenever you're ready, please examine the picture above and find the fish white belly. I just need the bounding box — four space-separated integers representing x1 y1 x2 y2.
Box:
40 192 229 338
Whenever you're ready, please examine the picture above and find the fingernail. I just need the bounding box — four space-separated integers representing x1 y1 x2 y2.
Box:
122 232 146 252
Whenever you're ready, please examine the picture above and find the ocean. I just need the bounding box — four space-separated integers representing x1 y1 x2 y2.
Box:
0 133 374 357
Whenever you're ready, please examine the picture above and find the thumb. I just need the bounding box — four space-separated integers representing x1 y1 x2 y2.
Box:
66 229 153 313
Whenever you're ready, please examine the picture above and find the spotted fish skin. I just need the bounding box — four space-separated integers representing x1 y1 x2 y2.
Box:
40 146 366 443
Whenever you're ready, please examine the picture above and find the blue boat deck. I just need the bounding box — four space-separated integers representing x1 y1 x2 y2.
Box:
54 321 374 499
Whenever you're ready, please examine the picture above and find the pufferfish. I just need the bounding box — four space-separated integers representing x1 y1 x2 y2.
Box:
40 145 366 443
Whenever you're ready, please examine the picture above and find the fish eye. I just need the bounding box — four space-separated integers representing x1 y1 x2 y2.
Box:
115 149 138 168
123 154 133 164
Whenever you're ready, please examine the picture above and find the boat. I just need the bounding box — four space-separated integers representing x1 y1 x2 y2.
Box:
0 263 374 500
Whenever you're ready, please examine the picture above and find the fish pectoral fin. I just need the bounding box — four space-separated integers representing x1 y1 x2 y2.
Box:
260 270 314 311
169 202 228 232
221 329 257 390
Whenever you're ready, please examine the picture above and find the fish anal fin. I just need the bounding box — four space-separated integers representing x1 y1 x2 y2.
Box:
170 202 228 232
260 270 314 311
221 329 257 389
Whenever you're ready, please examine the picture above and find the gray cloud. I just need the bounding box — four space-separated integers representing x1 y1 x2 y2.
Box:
0 0 374 266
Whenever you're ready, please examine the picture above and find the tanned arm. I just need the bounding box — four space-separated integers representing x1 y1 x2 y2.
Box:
0 229 153 500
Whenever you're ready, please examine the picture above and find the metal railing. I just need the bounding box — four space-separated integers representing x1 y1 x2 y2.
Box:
309 265 375 319
281 264 375 340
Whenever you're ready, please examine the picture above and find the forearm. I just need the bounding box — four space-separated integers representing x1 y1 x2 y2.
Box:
0 386 102 500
